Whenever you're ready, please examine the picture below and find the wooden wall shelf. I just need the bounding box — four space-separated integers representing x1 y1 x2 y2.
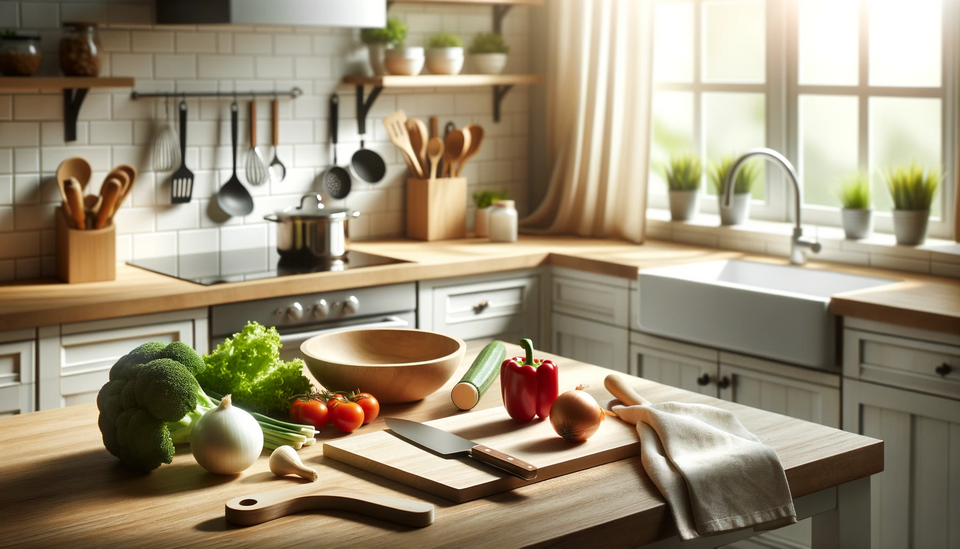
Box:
0 77 135 142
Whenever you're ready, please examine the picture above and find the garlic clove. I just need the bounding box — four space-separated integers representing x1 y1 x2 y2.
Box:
269 445 318 482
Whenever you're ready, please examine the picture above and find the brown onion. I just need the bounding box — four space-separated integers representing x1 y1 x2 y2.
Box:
549 387 605 442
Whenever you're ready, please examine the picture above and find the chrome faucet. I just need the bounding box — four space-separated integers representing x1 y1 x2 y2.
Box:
722 148 821 265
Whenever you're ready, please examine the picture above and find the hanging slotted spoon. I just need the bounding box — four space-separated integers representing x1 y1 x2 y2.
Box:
245 100 269 186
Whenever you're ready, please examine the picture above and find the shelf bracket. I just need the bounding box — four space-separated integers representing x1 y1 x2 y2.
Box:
493 84 513 123
356 84 384 140
493 5 513 34
62 88 89 142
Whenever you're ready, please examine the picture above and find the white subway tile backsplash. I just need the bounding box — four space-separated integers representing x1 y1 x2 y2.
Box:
155 54 197 79
0 175 11 205
0 206 12 232
0 231 38 259
221 224 267 251
13 203 55 231
14 148 39 173
61 3 107 25
13 173 39 204
89 121 133 145
15 256 39 279
178 228 219 255
113 207 155 234
0 122 40 149
176 32 217 53
20 2 58 28
198 55 255 78
0 96 10 120
294 56 332 79
256 56 294 79
156 202 200 231
233 33 273 55
216 33 233 54
41 146 111 171
132 232 178 259
111 53 154 78
132 31 175 53
274 35 312 56
0 3 18 29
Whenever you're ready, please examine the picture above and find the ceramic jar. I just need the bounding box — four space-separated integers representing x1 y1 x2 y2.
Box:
488 200 518 242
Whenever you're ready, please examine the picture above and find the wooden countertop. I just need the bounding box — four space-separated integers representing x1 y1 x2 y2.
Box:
0 344 883 547
0 236 957 335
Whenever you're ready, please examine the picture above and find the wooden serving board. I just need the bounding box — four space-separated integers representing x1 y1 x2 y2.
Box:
323 398 641 503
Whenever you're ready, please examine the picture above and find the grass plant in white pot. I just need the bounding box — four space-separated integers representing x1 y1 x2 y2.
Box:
426 34 464 75
837 172 873 239
469 33 509 75
472 188 508 238
883 162 941 246
361 17 406 76
661 153 702 221
710 155 760 226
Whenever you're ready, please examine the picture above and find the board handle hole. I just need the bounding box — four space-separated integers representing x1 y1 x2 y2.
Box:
239 499 258 507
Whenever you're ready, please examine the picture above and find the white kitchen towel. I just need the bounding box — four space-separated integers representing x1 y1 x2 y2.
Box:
613 401 797 540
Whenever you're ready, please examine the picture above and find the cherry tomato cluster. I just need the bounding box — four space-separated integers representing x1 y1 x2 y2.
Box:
289 390 380 434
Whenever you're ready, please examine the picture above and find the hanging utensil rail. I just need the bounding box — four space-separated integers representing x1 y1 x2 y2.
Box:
130 87 304 99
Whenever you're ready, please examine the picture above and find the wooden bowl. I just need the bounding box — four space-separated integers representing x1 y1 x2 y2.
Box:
300 329 466 404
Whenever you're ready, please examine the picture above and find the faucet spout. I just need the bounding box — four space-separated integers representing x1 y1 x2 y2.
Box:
722 148 819 265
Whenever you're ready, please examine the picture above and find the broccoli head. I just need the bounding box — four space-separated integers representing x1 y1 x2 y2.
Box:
96 342 215 472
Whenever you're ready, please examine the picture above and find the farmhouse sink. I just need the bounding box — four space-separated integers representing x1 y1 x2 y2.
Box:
638 260 897 369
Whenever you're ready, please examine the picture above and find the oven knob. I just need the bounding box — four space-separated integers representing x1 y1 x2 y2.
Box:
313 299 330 319
343 295 359 316
286 302 304 321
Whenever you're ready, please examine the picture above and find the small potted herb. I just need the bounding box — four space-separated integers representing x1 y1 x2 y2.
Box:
710 155 760 226
469 32 510 75
426 33 464 75
836 172 873 239
361 17 407 76
472 188 508 238
661 153 702 221
883 162 941 246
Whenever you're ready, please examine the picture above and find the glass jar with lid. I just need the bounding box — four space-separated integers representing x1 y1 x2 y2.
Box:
0 33 43 76
59 22 101 76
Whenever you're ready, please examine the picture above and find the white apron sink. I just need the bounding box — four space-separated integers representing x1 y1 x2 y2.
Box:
638 260 897 369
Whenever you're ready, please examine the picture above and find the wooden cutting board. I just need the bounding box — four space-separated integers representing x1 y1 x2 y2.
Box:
323 396 641 503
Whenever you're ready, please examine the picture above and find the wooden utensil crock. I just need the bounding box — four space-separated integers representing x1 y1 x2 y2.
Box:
56 207 116 283
406 177 467 241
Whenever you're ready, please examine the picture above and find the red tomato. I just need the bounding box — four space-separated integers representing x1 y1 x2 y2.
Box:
353 393 380 424
289 399 305 423
330 401 364 433
298 399 329 429
326 394 349 408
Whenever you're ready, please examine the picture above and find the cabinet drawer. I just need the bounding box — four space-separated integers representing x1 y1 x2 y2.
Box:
0 340 36 415
432 276 538 341
844 328 960 400
552 275 629 327
551 312 629 372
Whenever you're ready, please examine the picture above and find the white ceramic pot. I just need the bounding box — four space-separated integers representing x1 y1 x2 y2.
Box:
892 209 930 246
841 208 873 240
367 43 388 76
426 47 464 75
384 47 424 76
474 207 491 238
668 189 700 222
471 53 508 75
718 193 750 226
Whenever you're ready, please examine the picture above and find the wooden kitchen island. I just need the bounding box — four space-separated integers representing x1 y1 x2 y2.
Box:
0 344 882 548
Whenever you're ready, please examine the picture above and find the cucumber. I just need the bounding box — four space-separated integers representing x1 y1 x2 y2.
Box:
450 341 506 411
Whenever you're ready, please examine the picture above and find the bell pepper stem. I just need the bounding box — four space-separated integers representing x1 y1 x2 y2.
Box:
520 338 535 366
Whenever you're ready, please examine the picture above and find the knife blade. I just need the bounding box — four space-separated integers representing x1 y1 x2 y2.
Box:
385 417 537 480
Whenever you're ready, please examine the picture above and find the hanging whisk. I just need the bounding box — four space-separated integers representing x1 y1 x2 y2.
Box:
152 96 181 172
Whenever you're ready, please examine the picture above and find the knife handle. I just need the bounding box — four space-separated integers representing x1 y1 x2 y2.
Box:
225 488 434 528
470 445 537 480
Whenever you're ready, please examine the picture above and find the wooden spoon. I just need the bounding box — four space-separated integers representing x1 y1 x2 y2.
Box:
96 179 122 229
405 118 428 175
56 157 92 192
454 124 484 177
64 178 85 230
111 164 138 216
426 137 444 180
442 129 470 178
83 194 102 216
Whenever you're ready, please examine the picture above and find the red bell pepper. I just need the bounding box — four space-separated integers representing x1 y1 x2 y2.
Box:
500 339 559 422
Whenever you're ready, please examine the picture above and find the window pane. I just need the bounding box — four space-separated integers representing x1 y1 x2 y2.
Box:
869 97 942 214
650 91 696 195
654 1 694 83
798 0 858 86
703 92 766 199
799 95 859 208
869 0 942 87
702 0 765 83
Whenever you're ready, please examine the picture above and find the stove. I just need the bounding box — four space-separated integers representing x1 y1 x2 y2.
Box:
127 248 408 285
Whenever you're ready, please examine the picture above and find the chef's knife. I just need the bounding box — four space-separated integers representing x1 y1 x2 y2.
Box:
385 417 538 480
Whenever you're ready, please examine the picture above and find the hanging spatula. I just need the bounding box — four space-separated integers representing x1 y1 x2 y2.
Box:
171 100 194 203
383 110 424 178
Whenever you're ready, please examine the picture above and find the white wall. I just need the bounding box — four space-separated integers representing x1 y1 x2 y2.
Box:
0 0 532 280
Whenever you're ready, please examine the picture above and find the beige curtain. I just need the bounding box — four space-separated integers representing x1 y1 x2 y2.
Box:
521 0 655 243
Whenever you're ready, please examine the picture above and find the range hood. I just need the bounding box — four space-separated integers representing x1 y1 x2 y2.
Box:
157 0 386 28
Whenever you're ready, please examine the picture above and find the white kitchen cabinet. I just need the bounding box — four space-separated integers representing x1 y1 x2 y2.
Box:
0 329 37 416
551 267 630 327
629 331 716 395
37 309 208 410
844 379 960 549
551 312 629 372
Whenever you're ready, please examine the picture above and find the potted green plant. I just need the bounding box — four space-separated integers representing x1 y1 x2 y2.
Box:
361 17 407 76
836 172 873 239
426 33 464 75
472 188 508 238
469 32 510 75
883 162 941 246
710 155 760 226
660 153 702 221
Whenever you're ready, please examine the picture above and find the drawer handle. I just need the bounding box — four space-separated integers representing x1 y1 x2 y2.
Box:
473 300 490 314
935 363 952 377
716 376 731 389
696 373 711 386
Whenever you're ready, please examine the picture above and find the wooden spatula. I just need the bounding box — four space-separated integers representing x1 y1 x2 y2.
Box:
383 110 424 178
405 118 428 174
225 487 434 528
64 178 85 230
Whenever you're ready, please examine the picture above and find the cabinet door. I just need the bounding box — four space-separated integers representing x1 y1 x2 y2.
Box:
430 276 539 345
629 334 717 396
0 340 35 416
551 313 628 372
844 379 960 549
551 270 629 327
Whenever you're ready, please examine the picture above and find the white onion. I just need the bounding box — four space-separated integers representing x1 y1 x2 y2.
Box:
190 394 264 475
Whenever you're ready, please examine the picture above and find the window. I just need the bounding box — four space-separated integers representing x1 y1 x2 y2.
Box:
649 0 958 239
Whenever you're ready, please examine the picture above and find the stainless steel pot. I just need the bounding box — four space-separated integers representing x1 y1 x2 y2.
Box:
264 194 359 261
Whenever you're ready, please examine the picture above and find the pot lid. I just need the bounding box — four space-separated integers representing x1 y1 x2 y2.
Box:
274 194 357 220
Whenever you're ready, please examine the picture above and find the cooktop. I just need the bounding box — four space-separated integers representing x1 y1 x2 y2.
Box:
127 249 408 286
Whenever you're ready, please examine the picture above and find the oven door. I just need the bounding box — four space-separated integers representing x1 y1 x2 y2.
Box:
275 312 414 362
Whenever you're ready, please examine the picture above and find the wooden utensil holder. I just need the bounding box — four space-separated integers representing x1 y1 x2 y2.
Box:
406 177 467 241
56 207 116 283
